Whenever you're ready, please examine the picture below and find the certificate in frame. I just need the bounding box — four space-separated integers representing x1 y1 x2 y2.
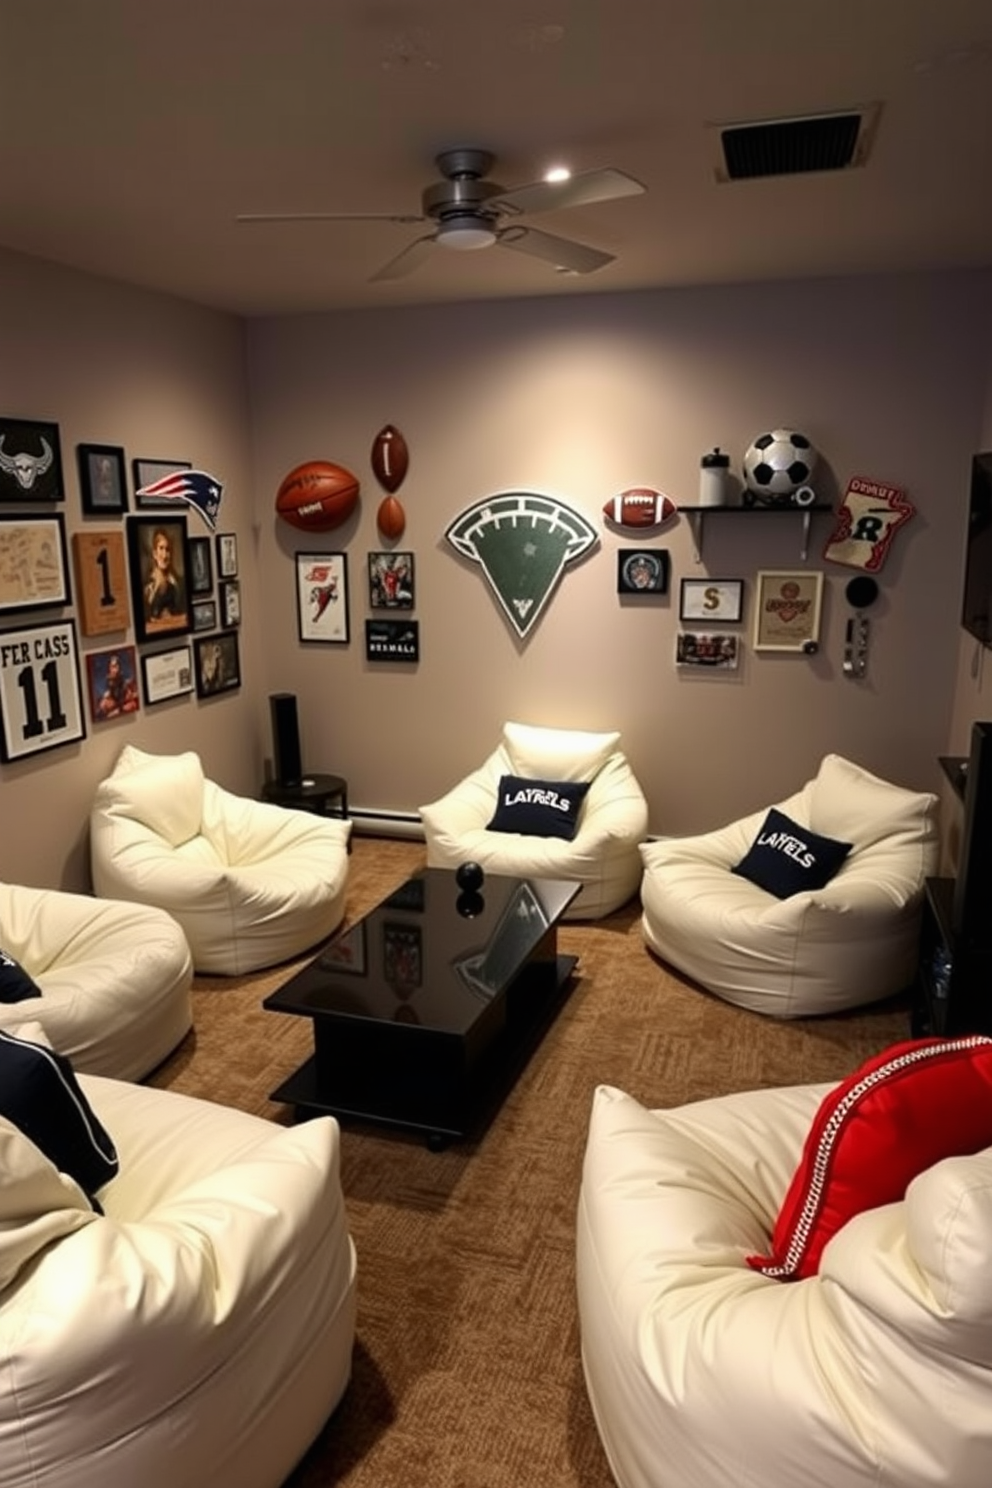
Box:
0 513 71 615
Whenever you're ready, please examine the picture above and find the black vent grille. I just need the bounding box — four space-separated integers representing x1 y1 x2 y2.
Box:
720 112 866 181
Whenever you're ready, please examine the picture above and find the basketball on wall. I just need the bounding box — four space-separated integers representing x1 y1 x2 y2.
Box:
275 460 360 532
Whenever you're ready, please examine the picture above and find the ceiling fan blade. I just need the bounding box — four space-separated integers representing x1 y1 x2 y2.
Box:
236 211 424 224
489 167 645 218
496 225 614 275
369 233 438 282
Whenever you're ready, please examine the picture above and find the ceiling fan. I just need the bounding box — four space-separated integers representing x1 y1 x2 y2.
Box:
237 148 646 281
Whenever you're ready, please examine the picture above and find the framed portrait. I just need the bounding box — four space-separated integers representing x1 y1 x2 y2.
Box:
368 550 415 609
0 618 86 761
215 531 238 578
141 643 194 706
188 536 213 595
617 548 669 595
191 597 217 633
0 417 65 503
0 513 71 615
71 529 129 636
679 577 744 624
77 443 127 516
675 632 741 670
85 644 140 722
193 630 241 698
132 457 191 508
365 618 419 663
219 578 241 629
126 514 192 644
296 552 349 644
753 570 824 654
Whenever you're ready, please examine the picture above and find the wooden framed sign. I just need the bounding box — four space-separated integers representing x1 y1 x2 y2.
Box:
72 529 130 636
0 618 86 761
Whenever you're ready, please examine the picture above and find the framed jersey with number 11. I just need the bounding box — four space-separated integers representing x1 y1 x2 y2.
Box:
0 618 86 761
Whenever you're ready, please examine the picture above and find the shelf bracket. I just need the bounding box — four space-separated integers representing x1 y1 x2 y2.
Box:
799 510 813 562
686 511 703 563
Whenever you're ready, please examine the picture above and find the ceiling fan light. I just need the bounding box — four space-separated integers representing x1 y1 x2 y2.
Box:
436 216 497 251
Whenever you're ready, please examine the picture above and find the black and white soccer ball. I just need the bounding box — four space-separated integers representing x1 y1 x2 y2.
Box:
742 429 818 505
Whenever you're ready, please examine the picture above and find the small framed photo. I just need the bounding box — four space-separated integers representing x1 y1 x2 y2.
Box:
188 536 213 595
126 514 192 644
383 923 422 990
0 417 65 503
72 530 130 636
191 597 217 633
132 457 191 508
676 632 741 670
215 531 238 579
0 512 71 615
617 548 669 595
679 577 744 624
141 643 194 706
219 578 241 628
297 552 348 643
77 444 127 516
368 551 415 609
0 618 86 761
753 570 824 654
85 644 140 722
317 921 367 977
193 630 241 697
365 618 419 663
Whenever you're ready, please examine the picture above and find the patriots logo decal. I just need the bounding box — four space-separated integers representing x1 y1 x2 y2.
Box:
446 492 598 639
136 469 224 529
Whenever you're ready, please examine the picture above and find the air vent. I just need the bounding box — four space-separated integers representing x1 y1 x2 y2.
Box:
712 105 881 182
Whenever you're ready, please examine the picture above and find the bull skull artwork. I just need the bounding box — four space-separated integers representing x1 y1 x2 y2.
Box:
0 435 54 490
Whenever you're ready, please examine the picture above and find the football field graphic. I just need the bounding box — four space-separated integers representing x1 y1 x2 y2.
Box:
446 492 598 638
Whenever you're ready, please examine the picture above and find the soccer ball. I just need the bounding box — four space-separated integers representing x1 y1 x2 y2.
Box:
742 429 818 505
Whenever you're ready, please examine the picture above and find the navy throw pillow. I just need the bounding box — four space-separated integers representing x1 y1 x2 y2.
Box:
0 948 42 1004
731 807 853 899
488 775 591 842
0 1029 119 1202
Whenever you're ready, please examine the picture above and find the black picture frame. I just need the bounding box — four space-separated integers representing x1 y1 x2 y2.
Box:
85 643 141 722
0 618 86 761
216 532 238 578
365 618 419 663
368 550 415 609
296 552 349 644
617 548 670 595
132 457 192 508
193 630 241 698
219 578 241 629
679 577 745 624
191 597 217 632
0 418 65 504
141 643 194 706
126 514 192 644
188 535 213 595
0 512 71 615
77 443 128 516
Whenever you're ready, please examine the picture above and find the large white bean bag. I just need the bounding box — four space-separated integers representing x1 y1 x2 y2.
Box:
0 881 192 1079
419 721 649 919
90 744 351 975
0 1062 356 1488
640 753 939 1016
578 1075 992 1488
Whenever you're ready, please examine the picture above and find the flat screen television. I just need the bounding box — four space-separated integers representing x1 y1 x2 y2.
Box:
961 452 992 645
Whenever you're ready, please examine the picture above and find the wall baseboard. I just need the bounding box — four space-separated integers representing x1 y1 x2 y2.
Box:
350 807 425 841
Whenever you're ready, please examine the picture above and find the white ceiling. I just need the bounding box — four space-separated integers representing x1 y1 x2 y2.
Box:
1 0 991 318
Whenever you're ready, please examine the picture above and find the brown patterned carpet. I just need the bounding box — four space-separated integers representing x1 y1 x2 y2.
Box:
147 837 911 1488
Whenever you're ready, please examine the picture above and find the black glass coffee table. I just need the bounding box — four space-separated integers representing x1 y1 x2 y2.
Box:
263 868 580 1146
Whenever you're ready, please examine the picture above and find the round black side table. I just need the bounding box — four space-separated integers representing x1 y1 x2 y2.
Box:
261 773 349 820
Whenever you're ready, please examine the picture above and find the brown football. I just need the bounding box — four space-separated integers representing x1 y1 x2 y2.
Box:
370 425 409 494
377 494 406 540
275 460 359 531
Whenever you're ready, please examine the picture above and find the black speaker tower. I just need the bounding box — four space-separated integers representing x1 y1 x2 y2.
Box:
270 693 303 787
952 720 992 944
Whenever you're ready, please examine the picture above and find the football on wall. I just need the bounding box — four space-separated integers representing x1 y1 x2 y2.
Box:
275 460 360 531
742 430 819 506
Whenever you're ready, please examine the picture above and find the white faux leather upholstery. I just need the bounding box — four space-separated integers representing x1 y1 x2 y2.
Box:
90 745 351 974
419 722 649 919
640 753 939 1016
0 1074 357 1488
577 1080 992 1488
0 881 192 1078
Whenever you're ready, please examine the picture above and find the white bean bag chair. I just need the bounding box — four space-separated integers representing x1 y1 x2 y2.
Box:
419 722 648 919
640 753 939 1016
0 881 192 1079
90 744 351 975
578 1061 992 1488
0 1048 356 1488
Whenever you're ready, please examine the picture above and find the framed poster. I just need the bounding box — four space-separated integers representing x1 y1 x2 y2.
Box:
617 549 669 595
126 514 191 643
365 618 419 663
383 923 422 989
85 644 140 721
219 578 241 629
141 643 194 705
0 418 65 503
679 578 744 624
0 618 86 761
675 632 741 670
71 529 129 635
368 550 415 609
77 443 128 516
193 630 241 698
188 535 213 595
132 457 191 508
0 513 71 615
753 570 824 654
316 921 367 976
216 531 238 578
296 552 349 643
191 597 217 633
